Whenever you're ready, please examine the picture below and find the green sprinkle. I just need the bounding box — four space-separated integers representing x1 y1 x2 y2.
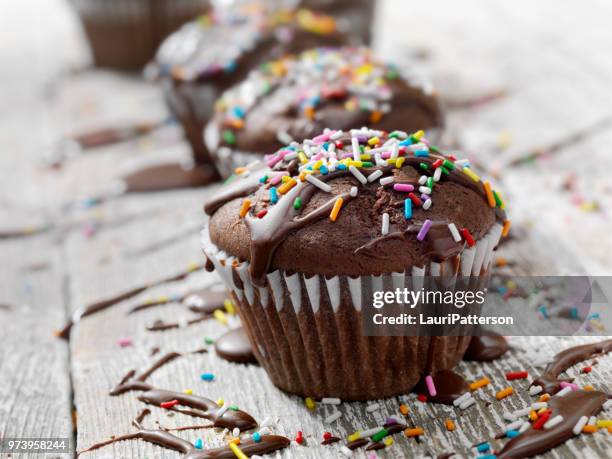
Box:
293 197 302 210
224 175 237 185
223 130 236 145
443 159 455 170
204 337 215 345
427 177 434 189
493 190 503 207
390 131 401 139
371 428 389 442
229 405 239 411
419 162 429 170
362 161 374 168
430 145 441 153
441 166 451 175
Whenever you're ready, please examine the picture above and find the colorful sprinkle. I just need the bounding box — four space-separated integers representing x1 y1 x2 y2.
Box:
200 373 215 381
506 371 529 380
417 219 432 241
239 199 251 218
330 197 344 222
496 387 514 400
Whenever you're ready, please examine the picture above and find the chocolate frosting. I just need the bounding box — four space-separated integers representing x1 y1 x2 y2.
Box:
205 129 507 284
207 47 443 160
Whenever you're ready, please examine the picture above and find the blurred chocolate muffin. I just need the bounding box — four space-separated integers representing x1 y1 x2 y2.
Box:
148 4 352 179
71 0 210 70
205 47 443 177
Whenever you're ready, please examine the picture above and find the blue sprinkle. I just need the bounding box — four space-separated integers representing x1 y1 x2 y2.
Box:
232 107 245 118
414 150 430 157
320 165 329 175
477 455 496 459
588 313 600 320
200 373 214 381
225 60 237 73
506 430 520 438
404 199 412 220
539 305 549 318
270 187 278 204
399 139 414 147
498 286 508 295
194 438 203 449
476 442 490 453
252 432 262 443
570 307 579 319
337 164 347 171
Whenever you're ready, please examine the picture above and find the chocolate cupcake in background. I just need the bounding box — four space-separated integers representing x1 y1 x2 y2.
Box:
147 5 351 181
71 0 211 71
201 128 510 400
205 47 443 178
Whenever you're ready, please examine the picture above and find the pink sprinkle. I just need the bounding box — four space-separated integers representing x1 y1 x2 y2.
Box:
312 153 323 161
118 338 132 348
269 172 288 185
267 155 283 168
381 151 391 159
393 184 415 193
340 152 353 159
417 219 432 241
313 133 331 144
560 381 578 391
425 375 437 397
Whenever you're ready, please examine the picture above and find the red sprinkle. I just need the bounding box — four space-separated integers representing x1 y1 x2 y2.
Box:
256 209 268 219
432 159 443 168
335 141 344 149
506 371 529 380
582 366 592 374
532 410 552 430
408 192 422 207
417 394 428 403
449 154 457 161
323 432 332 441
160 400 179 409
295 431 304 444
460 228 475 247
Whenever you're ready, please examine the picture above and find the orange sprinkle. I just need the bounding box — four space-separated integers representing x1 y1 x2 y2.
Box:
583 385 594 391
231 119 244 129
529 410 538 421
470 377 490 391
399 404 409 415
502 220 512 237
608 426 612 434
235 167 247 175
329 197 344 222
304 106 315 120
229 437 241 445
239 199 251 218
445 419 455 431
278 178 297 194
496 387 513 400
495 257 508 267
538 393 550 402
370 110 383 124
404 427 424 437
484 182 496 207
582 425 598 434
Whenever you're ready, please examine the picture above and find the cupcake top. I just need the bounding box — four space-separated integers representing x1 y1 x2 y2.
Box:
205 129 509 286
206 48 443 157
150 5 347 83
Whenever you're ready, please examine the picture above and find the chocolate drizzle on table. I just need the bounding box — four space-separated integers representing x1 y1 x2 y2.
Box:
464 334 509 362
123 163 217 193
215 327 258 364
414 369 470 405
531 339 612 394
498 390 608 459
204 129 509 286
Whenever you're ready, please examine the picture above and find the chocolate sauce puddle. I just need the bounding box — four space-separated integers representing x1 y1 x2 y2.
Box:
215 327 257 364
498 390 608 458
57 265 204 339
414 369 470 405
123 163 218 193
532 339 612 394
464 334 509 362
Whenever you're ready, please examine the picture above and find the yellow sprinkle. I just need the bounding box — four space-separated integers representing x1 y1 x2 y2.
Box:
348 160 363 167
404 427 424 437
386 158 397 165
157 295 170 302
298 152 308 164
469 377 490 391
597 420 612 428
347 432 361 442
214 309 228 325
383 437 394 446
330 197 344 222
235 167 247 175
484 181 496 207
224 299 235 315
239 199 251 218
584 385 594 391
395 157 406 169
187 262 199 272
360 154 372 161
399 404 409 415
183 389 193 395
537 407 548 415
496 387 513 400
304 397 316 410
463 167 481 183
217 399 224 406
412 130 425 140
313 160 323 170
445 419 455 431
582 425 598 434
502 220 512 237
368 136 380 146
278 178 297 194
145 297 154 304
538 393 550 402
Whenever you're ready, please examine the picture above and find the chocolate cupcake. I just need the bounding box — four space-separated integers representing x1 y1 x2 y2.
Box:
71 0 210 70
201 128 510 400
205 47 443 178
149 4 351 179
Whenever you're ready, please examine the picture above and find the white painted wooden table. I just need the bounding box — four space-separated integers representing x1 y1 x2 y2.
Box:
1 0 611 458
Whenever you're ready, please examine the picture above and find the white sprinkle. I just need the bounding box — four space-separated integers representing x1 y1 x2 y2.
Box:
366 403 380 413
217 404 229 418
390 142 399 159
459 397 476 410
544 415 564 429
419 175 428 185
419 186 432 195
303 143 313 157
350 186 358 197
305 174 331 193
529 385 543 396
277 131 293 145
422 199 432 210
448 223 462 242
184 294 204 308
504 412 517 422
340 446 353 457
588 416 597 426
321 397 341 405
512 408 531 418
352 137 361 162
453 392 472 407
519 421 531 433
531 402 548 410
232 427 240 437
556 387 572 397
325 411 342 424
258 427 271 435
368 170 383 182
573 416 589 435
330 130 343 140
284 151 298 161
375 154 386 167
349 165 367 185
260 417 273 428
454 159 470 167
433 167 442 182
603 400 612 411
394 130 408 139
506 419 525 431
380 176 394 186
381 213 390 235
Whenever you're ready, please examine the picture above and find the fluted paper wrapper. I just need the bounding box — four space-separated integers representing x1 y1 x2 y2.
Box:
202 223 503 400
